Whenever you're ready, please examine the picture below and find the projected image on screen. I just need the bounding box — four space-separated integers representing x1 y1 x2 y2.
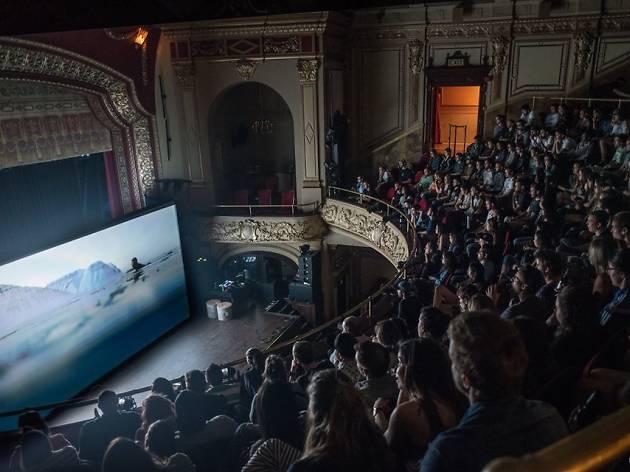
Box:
0 204 189 430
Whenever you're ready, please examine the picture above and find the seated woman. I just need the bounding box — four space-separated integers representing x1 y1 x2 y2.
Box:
244 380 304 472
16 430 79 472
589 237 617 308
374 319 404 373
145 420 195 472
136 394 176 443
373 339 467 471
289 370 393 472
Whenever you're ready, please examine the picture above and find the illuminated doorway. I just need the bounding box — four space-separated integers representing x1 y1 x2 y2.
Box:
433 86 480 154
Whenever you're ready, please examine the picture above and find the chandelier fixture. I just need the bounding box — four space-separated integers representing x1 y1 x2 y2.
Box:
251 119 273 134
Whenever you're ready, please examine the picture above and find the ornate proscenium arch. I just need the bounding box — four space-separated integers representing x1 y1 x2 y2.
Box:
0 37 161 212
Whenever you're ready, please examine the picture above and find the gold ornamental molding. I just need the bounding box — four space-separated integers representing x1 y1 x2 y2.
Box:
199 215 328 243
408 39 424 75
234 59 257 80
320 200 409 266
0 37 157 204
574 31 596 72
297 59 320 83
172 62 196 88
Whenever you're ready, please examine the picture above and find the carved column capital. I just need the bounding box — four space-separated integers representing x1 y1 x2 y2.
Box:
407 39 424 75
297 58 321 84
234 59 257 80
172 62 195 88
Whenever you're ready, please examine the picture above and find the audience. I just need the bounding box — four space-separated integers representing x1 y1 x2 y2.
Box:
355 341 399 410
144 420 196 472
102 437 159 472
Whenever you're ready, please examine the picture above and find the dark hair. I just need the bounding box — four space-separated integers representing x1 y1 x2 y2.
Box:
262 354 288 382
151 377 176 402
246 348 266 372
468 293 496 313
555 285 596 331
398 339 464 411
335 332 357 359
98 390 118 414
174 390 205 436
140 395 173 433
517 264 544 294
443 251 457 271
17 411 49 435
468 262 485 284
611 249 630 276
144 419 176 459
356 341 390 378
293 341 314 365
342 316 364 337
20 430 52 469
205 364 223 387
534 249 563 277
185 369 207 394
304 369 390 471
256 380 303 449
448 311 528 398
375 319 402 351
102 438 158 472
589 209 609 228
418 307 449 341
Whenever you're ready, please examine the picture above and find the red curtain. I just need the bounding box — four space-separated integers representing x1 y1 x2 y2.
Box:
103 150 123 219
433 87 441 145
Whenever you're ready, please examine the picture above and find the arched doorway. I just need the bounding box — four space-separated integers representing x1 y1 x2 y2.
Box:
209 82 295 205
221 251 298 304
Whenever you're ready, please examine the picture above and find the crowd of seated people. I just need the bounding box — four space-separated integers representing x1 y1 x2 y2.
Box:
9 103 630 472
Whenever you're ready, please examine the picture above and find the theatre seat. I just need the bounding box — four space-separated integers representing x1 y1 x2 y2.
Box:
386 186 396 201
257 189 272 205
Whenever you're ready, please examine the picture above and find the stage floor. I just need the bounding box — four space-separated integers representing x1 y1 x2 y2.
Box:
50 306 293 427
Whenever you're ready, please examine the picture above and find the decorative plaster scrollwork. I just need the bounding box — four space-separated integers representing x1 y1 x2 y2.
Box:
200 216 327 243
297 59 320 83
234 59 257 80
407 39 424 75
491 35 509 74
574 31 595 72
320 200 409 265
172 62 195 88
263 36 300 54
132 119 156 193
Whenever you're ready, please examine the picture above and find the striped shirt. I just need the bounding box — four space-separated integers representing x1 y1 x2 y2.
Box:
242 438 302 472
600 288 630 327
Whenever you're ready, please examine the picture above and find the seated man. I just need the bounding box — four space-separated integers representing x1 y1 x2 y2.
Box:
79 390 141 463
500 265 546 322
422 312 568 472
332 332 362 383
355 341 399 410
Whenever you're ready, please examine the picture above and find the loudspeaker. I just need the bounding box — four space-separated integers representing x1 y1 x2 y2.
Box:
288 281 314 304
298 250 321 286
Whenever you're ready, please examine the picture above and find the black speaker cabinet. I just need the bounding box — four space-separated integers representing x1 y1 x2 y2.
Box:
297 250 321 287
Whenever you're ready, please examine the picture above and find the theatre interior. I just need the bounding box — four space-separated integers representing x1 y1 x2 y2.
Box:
2 0 630 470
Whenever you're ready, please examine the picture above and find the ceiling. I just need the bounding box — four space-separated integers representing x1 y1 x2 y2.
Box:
0 0 456 36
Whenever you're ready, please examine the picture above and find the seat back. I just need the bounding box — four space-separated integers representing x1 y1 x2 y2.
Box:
233 190 249 205
257 189 272 205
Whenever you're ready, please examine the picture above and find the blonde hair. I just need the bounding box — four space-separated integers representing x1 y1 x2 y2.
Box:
588 238 616 274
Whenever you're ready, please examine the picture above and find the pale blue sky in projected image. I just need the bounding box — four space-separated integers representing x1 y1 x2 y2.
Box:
0 205 181 288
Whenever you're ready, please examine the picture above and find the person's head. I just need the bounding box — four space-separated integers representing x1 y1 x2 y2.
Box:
448 312 528 400
589 237 617 274
205 363 223 387
468 293 496 313
185 369 207 394
17 411 49 435
417 306 449 341
256 379 302 448
495 161 504 173
334 332 357 361
174 390 205 436
612 109 622 122
140 394 174 431
608 249 630 289
397 338 462 405
514 177 525 193
512 265 542 297
442 251 457 271
102 438 157 472
534 229 553 250
97 390 119 416
342 316 363 337
20 430 52 470
151 377 176 402
534 249 562 282
292 340 315 367
549 103 557 113
477 245 489 262
374 319 402 351
612 212 630 244
304 369 388 467
586 210 609 235
355 341 390 379
246 348 266 372
263 354 288 382
144 419 177 459
457 283 479 312
555 285 596 330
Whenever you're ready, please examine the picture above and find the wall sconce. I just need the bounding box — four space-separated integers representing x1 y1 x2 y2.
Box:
105 26 149 86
